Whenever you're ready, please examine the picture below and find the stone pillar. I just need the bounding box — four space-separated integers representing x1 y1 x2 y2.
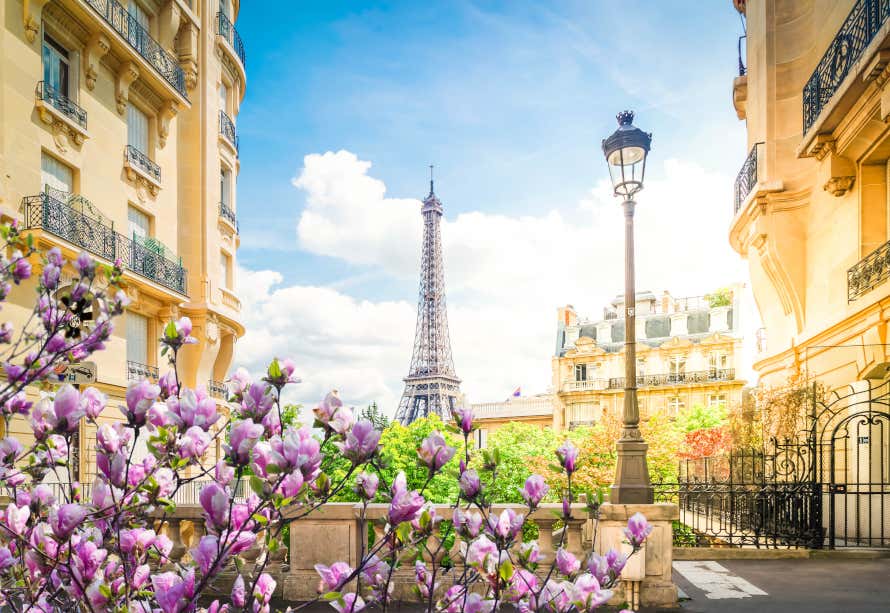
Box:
596 503 678 608
709 306 732 333
669 313 688 337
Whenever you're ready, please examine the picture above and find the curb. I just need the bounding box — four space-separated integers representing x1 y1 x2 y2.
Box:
673 547 890 560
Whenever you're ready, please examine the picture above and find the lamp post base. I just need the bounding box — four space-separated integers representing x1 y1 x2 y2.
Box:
610 439 654 504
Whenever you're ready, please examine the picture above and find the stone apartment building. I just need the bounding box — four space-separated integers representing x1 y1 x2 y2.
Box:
0 0 246 482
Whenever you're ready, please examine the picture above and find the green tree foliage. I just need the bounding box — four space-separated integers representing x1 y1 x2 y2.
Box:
706 287 733 307
674 403 727 433
359 402 390 430
483 423 563 503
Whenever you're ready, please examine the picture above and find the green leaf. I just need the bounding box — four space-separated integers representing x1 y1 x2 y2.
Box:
249 475 264 496
164 320 177 339
498 559 514 581
268 358 282 379
252 513 269 525
322 592 342 602
99 584 112 598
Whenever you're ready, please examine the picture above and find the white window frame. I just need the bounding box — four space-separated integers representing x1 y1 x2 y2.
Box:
574 363 587 382
127 102 150 155
41 153 73 195
128 205 151 242
220 251 232 290
126 311 149 365
220 166 232 208
42 33 73 100
708 394 727 410
668 396 684 417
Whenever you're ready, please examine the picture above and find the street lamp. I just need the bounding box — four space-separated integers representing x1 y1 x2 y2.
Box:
602 110 654 504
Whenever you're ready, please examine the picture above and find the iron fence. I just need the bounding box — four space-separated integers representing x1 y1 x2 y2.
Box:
217 11 246 67
36 81 87 129
802 0 890 133
219 202 238 231
21 192 188 295
219 110 239 153
608 369 736 389
734 143 761 214
83 0 187 97
125 145 161 182
848 238 890 301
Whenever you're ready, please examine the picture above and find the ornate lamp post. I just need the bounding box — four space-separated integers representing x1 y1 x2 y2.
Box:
602 110 654 504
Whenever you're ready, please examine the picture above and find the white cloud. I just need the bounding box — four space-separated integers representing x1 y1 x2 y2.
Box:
236 150 755 415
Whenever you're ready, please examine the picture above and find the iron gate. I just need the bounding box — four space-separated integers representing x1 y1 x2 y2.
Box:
656 378 890 549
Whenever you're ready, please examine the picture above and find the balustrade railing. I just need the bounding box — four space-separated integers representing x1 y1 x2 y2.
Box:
82 0 187 97
21 191 188 294
848 239 890 301
125 145 161 182
219 202 238 231
561 379 608 392
802 0 890 133
219 110 239 153
36 81 87 128
216 11 246 67
608 369 736 389
127 360 158 382
734 143 761 214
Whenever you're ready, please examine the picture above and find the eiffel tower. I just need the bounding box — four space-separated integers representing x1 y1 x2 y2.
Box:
395 169 462 424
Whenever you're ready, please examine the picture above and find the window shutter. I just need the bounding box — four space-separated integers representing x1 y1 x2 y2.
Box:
127 103 149 153
126 312 149 364
41 153 73 194
127 205 150 241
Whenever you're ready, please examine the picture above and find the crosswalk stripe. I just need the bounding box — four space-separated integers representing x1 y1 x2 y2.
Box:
673 561 768 600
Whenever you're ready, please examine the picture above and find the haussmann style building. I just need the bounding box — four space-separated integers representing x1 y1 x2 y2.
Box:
0 0 246 485
552 289 746 431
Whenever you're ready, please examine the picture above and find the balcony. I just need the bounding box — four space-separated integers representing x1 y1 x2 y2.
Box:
848 239 890 301
127 360 158 382
802 0 890 134
734 143 761 214
219 111 239 153
217 11 246 68
35 81 87 129
208 379 227 399
82 0 188 98
21 191 188 295
607 369 736 389
219 202 238 232
125 145 161 183
562 379 609 393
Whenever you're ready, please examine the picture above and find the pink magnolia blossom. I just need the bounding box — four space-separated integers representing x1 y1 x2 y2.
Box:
623 512 653 548
4 503 29 536
315 561 352 592
418 431 456 472
388 472 424 525
331 593 365 613
556 548 580 577
556 440 579 475
335 419 380 464
521 474 549 508
200 482 229 531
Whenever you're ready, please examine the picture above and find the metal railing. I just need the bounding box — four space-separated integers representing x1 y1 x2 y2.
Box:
561 379 608 392
36 81 87 129
608 369 736 389
125 145 161 182
737 34 747 77
83 0 187 98
21 191 188 294
216 11 246 67
734 143 761 214
208 379 227 399
219 110 239 153
219 202 238 231
127 360 158 381
848 239 890 301
802 0 890 133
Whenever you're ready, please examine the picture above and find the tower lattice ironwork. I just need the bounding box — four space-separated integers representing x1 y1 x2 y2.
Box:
395 172 461 424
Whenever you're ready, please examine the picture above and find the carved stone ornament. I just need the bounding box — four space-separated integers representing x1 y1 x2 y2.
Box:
84 33 111 91
823 176 855 197
116 62 140 115
158 102 178 149
23 0 50 43
205 315 220 344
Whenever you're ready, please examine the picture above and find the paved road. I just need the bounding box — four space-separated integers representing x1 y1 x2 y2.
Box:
673 558 890 612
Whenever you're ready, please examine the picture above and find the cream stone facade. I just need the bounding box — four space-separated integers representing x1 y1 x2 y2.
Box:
552 289 746 430
0 0 245 482
469 394 554 447
729 0 890 389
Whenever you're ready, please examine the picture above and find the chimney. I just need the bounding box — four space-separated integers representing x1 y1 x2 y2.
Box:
661 290 671 313
558 305 577 327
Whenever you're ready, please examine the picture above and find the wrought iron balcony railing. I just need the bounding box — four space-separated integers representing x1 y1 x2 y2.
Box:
802 0 890 133
83 0 187 98
125 145 161 182
36 81 87 129
734 143 761 214
208 379 227 399
848 239 890 301
219 202 238 231
216 11 246 67
219 111 239 153
21 191 188 295
127 360 158 381
608 369 736 390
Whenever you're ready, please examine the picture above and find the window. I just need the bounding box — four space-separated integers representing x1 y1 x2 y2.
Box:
128 205 150 241
126 312 148 365
219 83 229 115
574 363 586 382
636 357 646 376
127 103 150 154
709 352 729 377
668 396 685 417
41 153 73 195
708 394 727 410
128 0 150 31
669 355 686 382
220 251 232 290
220 167 231 208
42 34 71 99
219 0 230 18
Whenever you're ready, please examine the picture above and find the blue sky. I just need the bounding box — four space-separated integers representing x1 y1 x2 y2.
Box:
232 1 754 411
